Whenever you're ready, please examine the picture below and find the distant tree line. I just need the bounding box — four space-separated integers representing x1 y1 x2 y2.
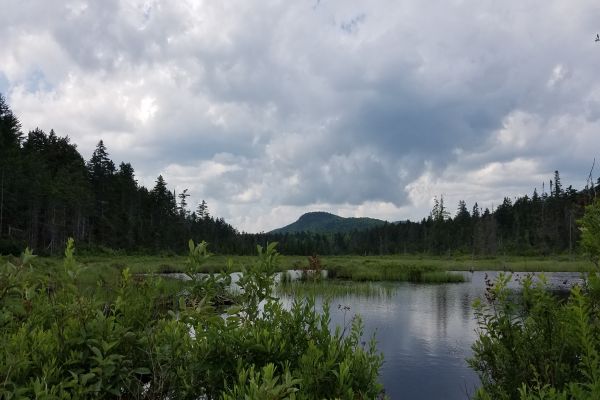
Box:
0 93 597 256
251 178 593 256
0 94 237 255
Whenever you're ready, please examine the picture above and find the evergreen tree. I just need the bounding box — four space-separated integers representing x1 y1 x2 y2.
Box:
430 196 449 222
197 200 209 220
0 94 23 240
454 200 471 252
0 93 22 150
455 200 470 220
87 140 116 180
553 170 563 197
472 202 480 219
20 129 91 251
114 162 139 248
0 92 595 256
178 189 190 217
87 140 117 244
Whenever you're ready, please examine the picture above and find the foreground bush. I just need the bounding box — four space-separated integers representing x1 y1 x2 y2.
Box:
470 272 600 400
0 240 384 399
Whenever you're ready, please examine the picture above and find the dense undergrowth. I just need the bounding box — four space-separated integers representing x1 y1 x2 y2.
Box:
0 240 384 399
470 272 600 399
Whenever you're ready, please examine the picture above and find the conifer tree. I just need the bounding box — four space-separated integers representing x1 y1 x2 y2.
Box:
553 170 562 197
178 189 190 217
197 200 209 219
0 94 22 239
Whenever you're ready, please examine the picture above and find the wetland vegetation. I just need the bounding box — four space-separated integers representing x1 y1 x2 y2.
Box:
0 240 385 399
5 92 600 399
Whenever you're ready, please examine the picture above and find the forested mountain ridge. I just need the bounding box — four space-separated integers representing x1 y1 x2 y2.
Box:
248 184 591 256
1 92 598 256
269 212 387 234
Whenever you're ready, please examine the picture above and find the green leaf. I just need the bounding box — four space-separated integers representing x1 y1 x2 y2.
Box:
80 372 95 386
89 345 103 359
227 305 242 315
133 367 151 375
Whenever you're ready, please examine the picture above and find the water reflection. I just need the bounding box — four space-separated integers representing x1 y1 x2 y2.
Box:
157 269 585 399
280 271 584 400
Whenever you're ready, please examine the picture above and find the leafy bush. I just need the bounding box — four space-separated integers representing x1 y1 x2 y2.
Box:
469 272 600 400
0 240 384 399
579 199 600 269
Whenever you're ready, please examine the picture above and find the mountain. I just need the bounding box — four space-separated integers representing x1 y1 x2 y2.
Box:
269 211 387 234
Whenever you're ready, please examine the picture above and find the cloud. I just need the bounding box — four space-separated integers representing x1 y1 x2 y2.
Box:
1 0 600 232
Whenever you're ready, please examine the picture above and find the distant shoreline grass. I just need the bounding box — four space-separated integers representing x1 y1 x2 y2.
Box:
320 254 597 274
75 254 598 273
2 254 594 285
276 280 399 298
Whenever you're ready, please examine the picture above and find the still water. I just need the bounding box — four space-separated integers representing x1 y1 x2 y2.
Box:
280 271 583 400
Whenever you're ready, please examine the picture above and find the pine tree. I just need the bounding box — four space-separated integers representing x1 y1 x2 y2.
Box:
454 200 472 251
0 93 23 150
87 140 116 180
178 189 190 217
553 170 562 197
430 195 449 222
197 200 209 219
0 94 23 239
472 202 480 219
455 200 470 220
86 140 117 244
115 162 139 247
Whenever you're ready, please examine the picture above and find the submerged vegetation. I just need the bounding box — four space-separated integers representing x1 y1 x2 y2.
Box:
0 240 384 399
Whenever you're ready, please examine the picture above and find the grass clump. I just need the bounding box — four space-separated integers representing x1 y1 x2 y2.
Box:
277 279 398 299
327 262 467 283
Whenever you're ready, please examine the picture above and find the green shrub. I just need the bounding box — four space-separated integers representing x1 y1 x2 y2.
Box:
0 240 385 399
470 272 600 400
579 199 600 269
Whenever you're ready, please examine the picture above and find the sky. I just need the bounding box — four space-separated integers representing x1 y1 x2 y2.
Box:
1 0 600 233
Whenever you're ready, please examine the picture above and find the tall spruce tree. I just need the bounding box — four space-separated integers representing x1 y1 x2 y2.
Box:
0 94 23 239
553 170 562 197
87 140 117 244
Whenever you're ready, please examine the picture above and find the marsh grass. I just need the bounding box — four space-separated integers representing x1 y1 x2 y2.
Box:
327 262 467 283
321 254 596 273
18 253 594 287
277 279 398 298
279 270 293 284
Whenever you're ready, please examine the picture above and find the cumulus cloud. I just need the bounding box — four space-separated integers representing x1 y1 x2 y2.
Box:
1 0 600 232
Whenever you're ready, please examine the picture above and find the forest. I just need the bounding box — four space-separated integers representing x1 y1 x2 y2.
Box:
1 93 597 257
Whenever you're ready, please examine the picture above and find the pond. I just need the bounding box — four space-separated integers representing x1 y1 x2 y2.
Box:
160 269 584 399
279 271 584 400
